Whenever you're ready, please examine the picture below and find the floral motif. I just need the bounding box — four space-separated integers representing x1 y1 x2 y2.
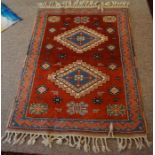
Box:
48 16 60 23
67 102 88 116
103 16 116 23
93 97 103 104
37 85 47 94
29 103 48 115
106 104 126 116
74 16 89 24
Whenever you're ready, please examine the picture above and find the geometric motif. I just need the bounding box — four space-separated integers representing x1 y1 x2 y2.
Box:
107 45 115 51
49 28 56 33
106 27 115 34
37 85 47 94
110 87 120 95
93 97 103 104
29 103 48 115
93 53 102 60
53 96 62 104
108 63 117 70
41 62 50 70
48 16 60 23
48 60 110 98
46 44 53 50
54 25 108 53
74 16 89 24
106 104 126 116
67 101 88 116
103 16 116 23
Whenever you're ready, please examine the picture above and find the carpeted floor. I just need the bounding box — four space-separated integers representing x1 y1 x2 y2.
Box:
1 0 152 155
2 152 39 155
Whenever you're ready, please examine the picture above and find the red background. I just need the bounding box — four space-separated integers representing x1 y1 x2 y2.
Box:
27 14 128 120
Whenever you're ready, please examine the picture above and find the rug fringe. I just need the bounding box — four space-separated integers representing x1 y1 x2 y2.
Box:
117 135 152 151
2 130 151 153
38 0 130 11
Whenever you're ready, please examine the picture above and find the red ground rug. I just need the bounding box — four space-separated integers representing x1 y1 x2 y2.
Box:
2 1 151 153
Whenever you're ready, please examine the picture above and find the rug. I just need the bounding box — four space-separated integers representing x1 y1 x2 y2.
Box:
2 0 151 153
1 3 21 32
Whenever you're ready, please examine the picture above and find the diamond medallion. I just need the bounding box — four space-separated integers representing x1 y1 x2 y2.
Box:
54 25 108 53
48 60 110 98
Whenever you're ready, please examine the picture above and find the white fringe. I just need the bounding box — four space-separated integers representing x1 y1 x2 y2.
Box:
117 135 152 151
2 123 151 153
38 0 130 11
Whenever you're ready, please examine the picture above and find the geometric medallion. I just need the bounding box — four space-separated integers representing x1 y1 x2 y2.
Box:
54 25 108 53
48 60 110 98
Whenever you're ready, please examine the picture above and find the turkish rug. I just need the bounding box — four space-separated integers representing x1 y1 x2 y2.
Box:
1 3 21 32
2 0 151 153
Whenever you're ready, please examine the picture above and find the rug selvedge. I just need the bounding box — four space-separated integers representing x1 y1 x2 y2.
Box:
2 1 151 153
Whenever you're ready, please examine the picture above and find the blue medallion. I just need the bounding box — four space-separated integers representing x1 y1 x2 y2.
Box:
66 31 95 47
62 69 96 89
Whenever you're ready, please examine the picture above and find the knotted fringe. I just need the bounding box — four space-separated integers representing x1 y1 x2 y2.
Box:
38 0 130 11
2 123 151 153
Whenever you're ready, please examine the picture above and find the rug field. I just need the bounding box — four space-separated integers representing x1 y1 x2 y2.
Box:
2 1 151 153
